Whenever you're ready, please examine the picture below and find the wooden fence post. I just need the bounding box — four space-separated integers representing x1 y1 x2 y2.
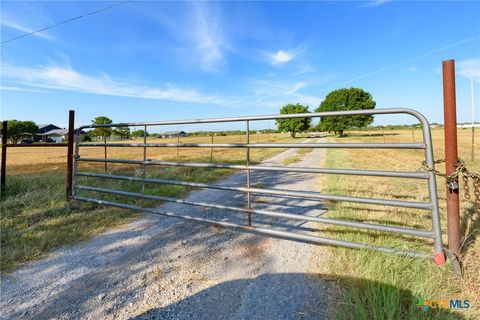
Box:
66 110 75 201
1 120 7 194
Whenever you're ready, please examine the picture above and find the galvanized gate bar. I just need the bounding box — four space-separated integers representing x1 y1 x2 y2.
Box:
72 107 445 264
75 184 435 238
75 171 432 209
75 196 432 259
75 108 439 127
78 142 426 149
76 157 430 179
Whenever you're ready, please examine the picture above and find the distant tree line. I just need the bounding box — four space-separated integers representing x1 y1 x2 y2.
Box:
0 120 39 144
2 89 378 145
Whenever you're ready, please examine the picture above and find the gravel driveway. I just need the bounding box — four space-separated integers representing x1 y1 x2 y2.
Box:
0 138 334 320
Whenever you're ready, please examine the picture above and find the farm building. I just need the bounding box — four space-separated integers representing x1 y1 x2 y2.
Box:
38 124 61 134
36 124 61 142
42 128 69 143
36 124 86 143
158 131 188 138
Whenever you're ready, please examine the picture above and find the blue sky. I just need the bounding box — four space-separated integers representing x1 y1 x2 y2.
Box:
1 0 479 131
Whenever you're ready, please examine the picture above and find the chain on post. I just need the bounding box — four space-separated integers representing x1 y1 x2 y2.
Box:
421 158 480 214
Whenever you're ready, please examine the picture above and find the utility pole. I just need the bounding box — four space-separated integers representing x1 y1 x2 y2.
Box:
471 79 476 161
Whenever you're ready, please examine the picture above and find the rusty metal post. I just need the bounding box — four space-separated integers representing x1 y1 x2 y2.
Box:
66 111 75 201
1 120 7 194
442 59 461 257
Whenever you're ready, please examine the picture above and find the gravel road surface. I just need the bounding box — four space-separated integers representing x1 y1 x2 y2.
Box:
0 138 334 320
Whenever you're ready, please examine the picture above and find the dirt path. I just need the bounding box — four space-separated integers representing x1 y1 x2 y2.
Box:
0 139 334 320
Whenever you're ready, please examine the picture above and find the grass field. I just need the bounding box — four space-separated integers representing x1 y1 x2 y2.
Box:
0 133 298 272
315 128 480 319
5 133 290 176
1 127 479 318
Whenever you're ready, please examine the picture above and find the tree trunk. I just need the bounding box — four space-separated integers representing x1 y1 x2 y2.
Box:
339 130 345 137
291 131 296 138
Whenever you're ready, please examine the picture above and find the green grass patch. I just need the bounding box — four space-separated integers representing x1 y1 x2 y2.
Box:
320 147 476 319
282 148 313 165
0 174 139 272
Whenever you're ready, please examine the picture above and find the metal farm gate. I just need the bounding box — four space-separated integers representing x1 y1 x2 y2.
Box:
72 108 445 264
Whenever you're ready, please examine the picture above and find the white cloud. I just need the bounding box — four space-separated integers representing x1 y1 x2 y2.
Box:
191 2 227 72
144 2 227 72
457 58 480 82
0 86 50 93
373 0 392 5
1 18 53 41
362 0 393 7
249 79 320 108
287 82 307 95
291 65 314 76
271 50 295 64
2 63 234 104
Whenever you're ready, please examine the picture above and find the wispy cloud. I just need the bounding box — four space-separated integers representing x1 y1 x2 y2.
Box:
362 0 393 8
144 2 228 73
250 79 320 108
1 18 53 40
0 86 50 93
2 63 234 104
270 50 295 64
291 65 314 76
325 35 480 90
190 2 227 72
457 58 480 82
287 82 307 94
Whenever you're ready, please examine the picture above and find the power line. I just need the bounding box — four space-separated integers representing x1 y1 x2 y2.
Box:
1 0 132 45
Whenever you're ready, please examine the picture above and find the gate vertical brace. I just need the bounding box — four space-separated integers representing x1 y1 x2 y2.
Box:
442 59 461 258
1 120 8 195
421 114 445 265
104 137 108 173
142 125 147 194
66 110 75 201
210 134 214 163
246 120 252 226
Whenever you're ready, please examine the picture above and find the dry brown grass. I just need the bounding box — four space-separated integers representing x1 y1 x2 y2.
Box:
317 128 480 319
4 133 294 176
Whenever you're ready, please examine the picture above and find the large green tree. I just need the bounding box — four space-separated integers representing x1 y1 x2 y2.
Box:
91 116 113 142
316 88 376 136
131 129 148 138
276 103 311 138
1 120 39 144
113 126 130 140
